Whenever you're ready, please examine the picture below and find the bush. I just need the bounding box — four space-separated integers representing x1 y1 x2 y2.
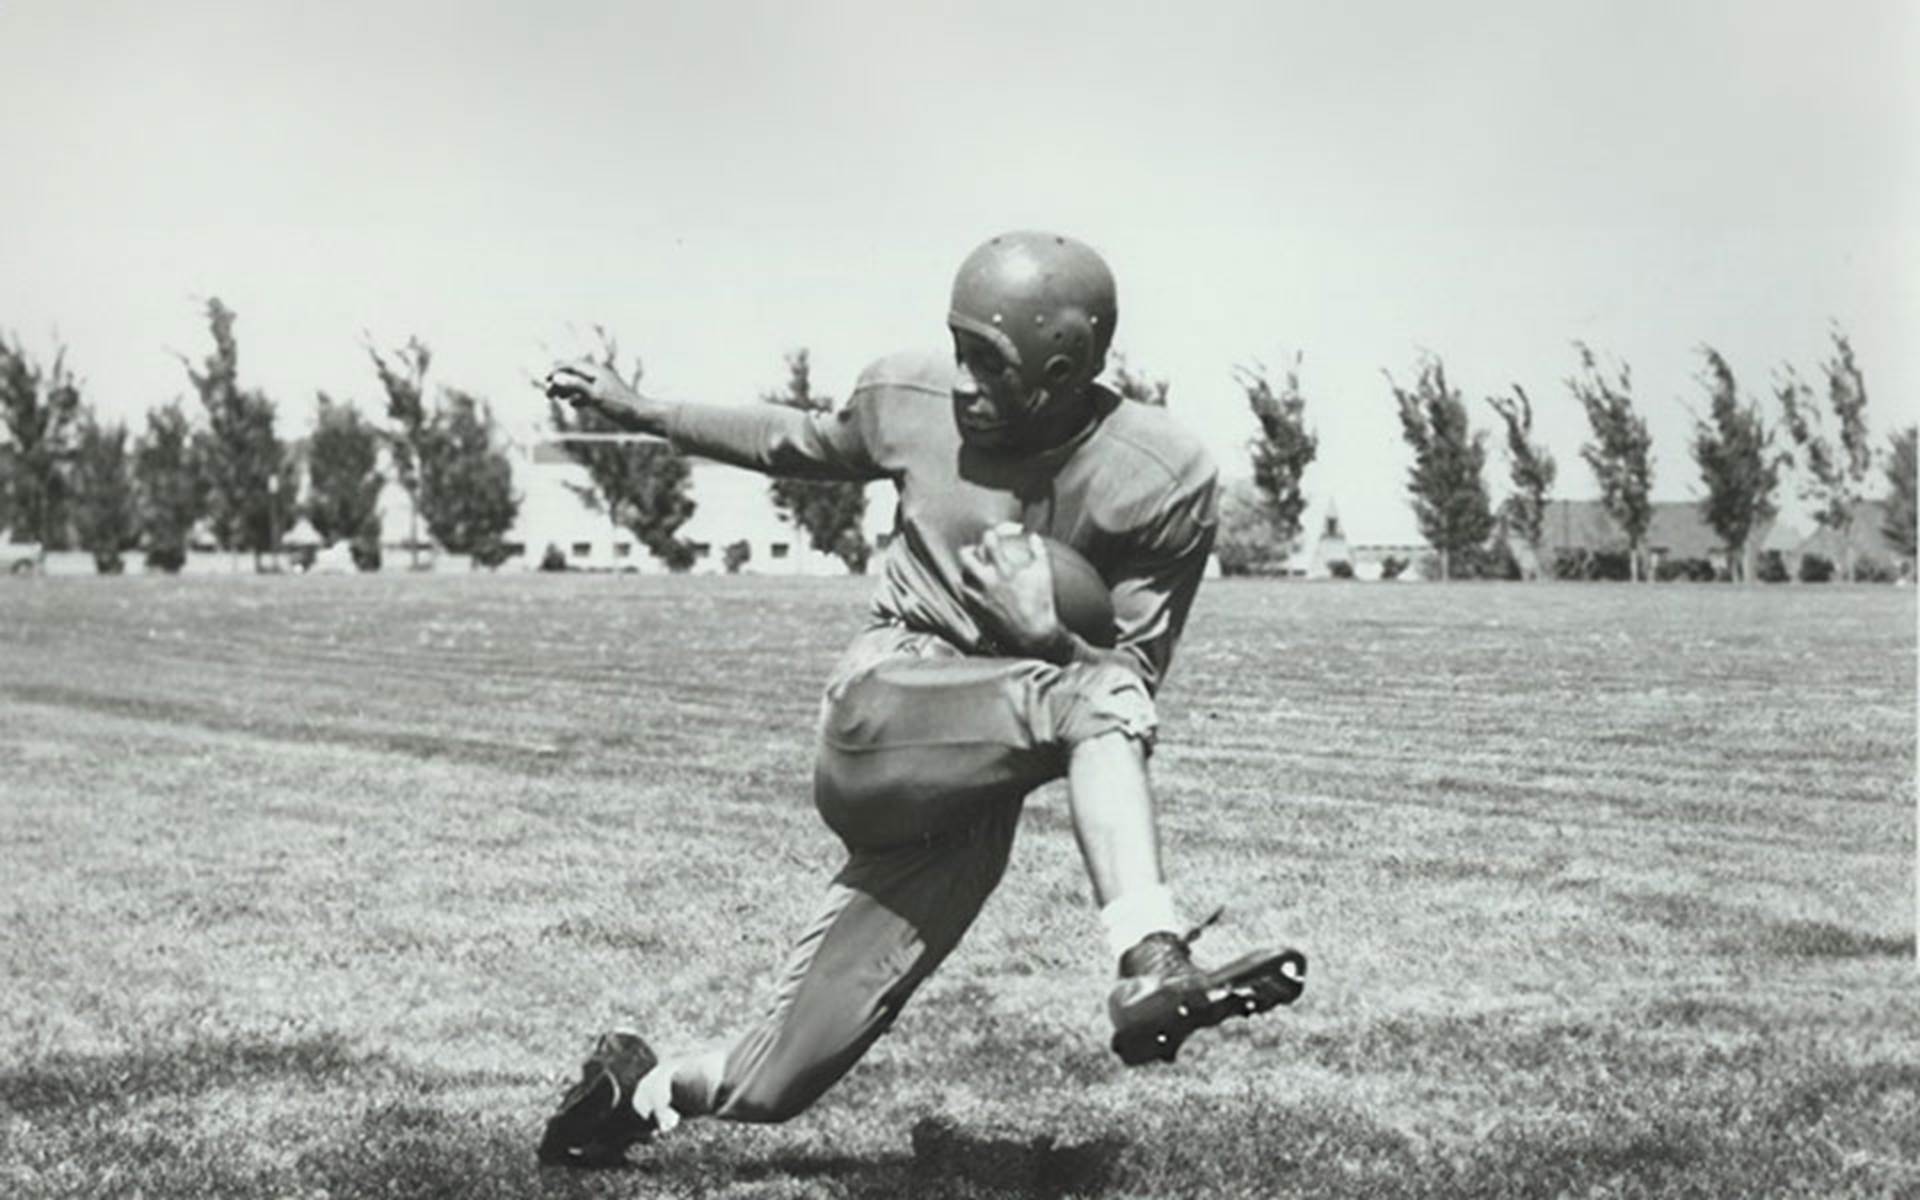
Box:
1476 538 1523 580
1756 550 1792 583
1655 557 1716 582
656 539 699 573
1328 560 1354 579
351 537 381 572
723 540 751 574
1379 555 1408 581
1798 553 1835 583
1590 550 1633 581
92 550 125 574
1213 480 1292 577
1553 549 1633 581
144 543 186 574
539 543 568 572
472 537 517 569
1853 554 1901 584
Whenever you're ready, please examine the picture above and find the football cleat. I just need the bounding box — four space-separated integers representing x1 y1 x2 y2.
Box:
537 1031 667 1167
1108 913 1306 1066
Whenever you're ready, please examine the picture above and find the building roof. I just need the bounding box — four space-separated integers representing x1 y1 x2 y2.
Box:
1794 499 1908 562
1542 498 1783 560
281 517 323 547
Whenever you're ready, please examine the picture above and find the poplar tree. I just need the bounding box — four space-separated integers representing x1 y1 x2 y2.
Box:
1486 384 1556 579
0 332 82 555
764 348 869 572
1237 355 1317 555
1389 355 1492 580
1691 347 1784 584
1778 330 1875 580
184 299 297 566
419 389 519 566
70 411 137 572
306 393 385 567
1883 425 1916 564
1569 343 1654 582
368 337 434 568
133 399 204 571
546 330 696 570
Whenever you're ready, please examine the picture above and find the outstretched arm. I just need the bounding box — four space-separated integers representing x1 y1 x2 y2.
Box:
544 359 881 481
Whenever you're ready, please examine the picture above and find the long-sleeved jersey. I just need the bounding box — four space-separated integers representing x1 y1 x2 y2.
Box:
663 349 1218 694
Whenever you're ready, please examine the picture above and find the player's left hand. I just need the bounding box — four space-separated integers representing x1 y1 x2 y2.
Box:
958 522 1069 660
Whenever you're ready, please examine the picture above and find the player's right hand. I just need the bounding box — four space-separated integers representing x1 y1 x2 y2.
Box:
543 359 632 413
543 359 671 435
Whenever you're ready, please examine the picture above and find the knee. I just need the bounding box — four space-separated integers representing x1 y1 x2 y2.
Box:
1047 661 1158 750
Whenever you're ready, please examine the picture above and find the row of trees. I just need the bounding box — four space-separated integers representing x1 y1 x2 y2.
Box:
1310 330 1911 581
5 312 1913 583
0 302 520 572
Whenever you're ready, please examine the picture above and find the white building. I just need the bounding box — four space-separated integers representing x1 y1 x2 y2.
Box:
1284 494 1431 580
508 441 893 575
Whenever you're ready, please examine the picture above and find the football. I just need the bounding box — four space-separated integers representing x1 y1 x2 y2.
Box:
1042 536 1117 648
975 527 1117 648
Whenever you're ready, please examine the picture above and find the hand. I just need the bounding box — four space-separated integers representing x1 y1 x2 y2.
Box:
543 358 656 427
958 522 1070 660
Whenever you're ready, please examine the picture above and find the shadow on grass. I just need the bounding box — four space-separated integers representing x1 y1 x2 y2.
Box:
7 1032 1918 1198
1 681 568 775
905 1115 1127 1197
1734 917 1915 960
601 1116 1125 1200
1614 889 1914 961
0 1032 373 1116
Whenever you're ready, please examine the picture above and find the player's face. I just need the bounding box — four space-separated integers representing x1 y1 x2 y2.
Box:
950 328 1054 451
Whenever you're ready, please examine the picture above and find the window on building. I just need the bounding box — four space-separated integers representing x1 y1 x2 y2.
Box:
613 542 632 559
571 542 592 558
690 542 711 559
770 542 790 559
874 532 892 550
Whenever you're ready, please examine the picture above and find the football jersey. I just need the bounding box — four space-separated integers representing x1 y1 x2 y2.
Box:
663 349 1218 693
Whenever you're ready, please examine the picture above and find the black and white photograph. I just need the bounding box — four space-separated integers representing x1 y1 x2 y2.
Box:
2 2 1914 1196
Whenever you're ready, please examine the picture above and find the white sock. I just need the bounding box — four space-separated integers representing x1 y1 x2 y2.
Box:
632 1063 681 1134
1100 883 1182 962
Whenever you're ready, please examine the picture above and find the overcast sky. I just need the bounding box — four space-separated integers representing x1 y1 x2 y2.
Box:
2 0 1914 540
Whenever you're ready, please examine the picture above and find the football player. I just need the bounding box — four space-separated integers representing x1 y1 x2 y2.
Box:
537 232 1305 1166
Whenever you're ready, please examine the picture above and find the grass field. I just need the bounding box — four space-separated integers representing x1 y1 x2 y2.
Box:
1 574 1914 1198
